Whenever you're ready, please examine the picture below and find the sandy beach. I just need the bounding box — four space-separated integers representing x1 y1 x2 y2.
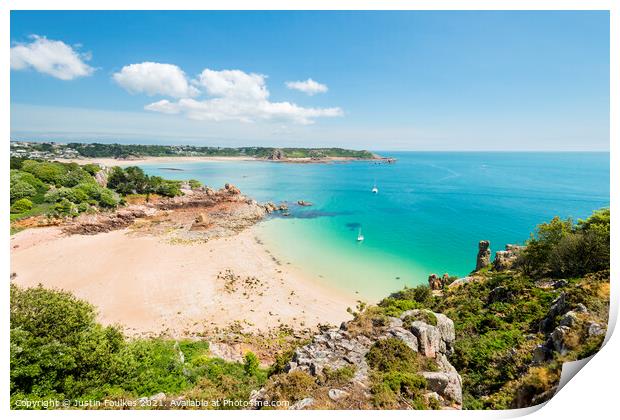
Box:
10 224 356 338
56 155 257 167
55 155 380 168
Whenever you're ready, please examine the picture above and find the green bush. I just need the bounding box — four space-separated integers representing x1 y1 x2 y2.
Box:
10 180 37 202
188 179 202 189
243 352 259 376
367 338 424 373
402 310 438 327
107 167 182 197
366 338 433 408
20 160 66 184
10 285 127 401
11 198 33 214
518 209 609 278
10 285 268 408
52 199 79 217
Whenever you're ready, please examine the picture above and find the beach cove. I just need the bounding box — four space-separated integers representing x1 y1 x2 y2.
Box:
139 151 610 299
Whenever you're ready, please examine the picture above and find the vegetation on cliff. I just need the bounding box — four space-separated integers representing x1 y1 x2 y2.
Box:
377 208 610 409
10 159 187 231
10 284 267 409
9 208 609 409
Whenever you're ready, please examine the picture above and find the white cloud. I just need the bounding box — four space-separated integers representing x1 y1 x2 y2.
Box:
113 62 199 99
285 78 328 95
142 68 342 124
10 35 94 80
145 97 342 125
197 69 269 101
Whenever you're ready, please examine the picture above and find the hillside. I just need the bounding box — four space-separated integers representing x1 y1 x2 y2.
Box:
9 208 610 409
10 141 377 161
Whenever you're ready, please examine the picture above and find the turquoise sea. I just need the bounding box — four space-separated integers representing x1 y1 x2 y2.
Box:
141 152 610 300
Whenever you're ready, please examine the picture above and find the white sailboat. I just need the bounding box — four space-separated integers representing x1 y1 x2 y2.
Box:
357 228 365 242
371 180 379 194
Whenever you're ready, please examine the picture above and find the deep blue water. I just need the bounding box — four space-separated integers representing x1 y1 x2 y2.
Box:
141 152 609 298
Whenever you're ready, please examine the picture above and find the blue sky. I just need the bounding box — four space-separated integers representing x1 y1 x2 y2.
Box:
10 11 610 150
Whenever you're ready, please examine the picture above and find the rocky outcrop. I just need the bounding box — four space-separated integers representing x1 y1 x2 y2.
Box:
534 291 606 364
62 207 153 235
493 244 525 271
256 309 462 409
475 240 491 271
221 183 241 195
297 200 313 207
94 166 111 187
267 149 284 160
428 273 451 290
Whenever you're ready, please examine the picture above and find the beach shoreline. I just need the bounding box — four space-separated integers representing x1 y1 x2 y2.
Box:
10 221 357 338
54 154 386 167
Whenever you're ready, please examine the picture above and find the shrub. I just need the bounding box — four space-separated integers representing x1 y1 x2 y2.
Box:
262 371 316 404
188 179 202 189
10 285 269 408
243 352 259 376
21 160 68 185
10 198 33 214
322 365 356 386
10 285 126 400
82 164 102 175
10 180 37 202
366 338 433 409
366 338 422 373
52 198 79 217
402 310 438 328
379 285 434 317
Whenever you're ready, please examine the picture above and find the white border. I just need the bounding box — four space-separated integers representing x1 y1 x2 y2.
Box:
1 1 616 419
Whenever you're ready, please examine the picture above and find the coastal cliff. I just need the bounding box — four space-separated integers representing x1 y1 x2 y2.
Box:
251 308 462 409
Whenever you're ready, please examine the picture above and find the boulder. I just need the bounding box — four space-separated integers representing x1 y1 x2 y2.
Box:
539 293 568 332
550 325 571 355
448 276 476 288
587 322 605 337
532 345 551 364
475 240 491 271
297 200 313 207
264 202 277 213
401 310 455 357
420 371 462 405
223 183 241 195
559 311 578 328
409 321 441 358
328 389 349 401
385 326 419 352
289 397 314 410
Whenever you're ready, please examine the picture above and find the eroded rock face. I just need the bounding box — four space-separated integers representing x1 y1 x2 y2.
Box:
62 207 151 235
493 244 525 271
94 166 110 187
476 240 491 271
